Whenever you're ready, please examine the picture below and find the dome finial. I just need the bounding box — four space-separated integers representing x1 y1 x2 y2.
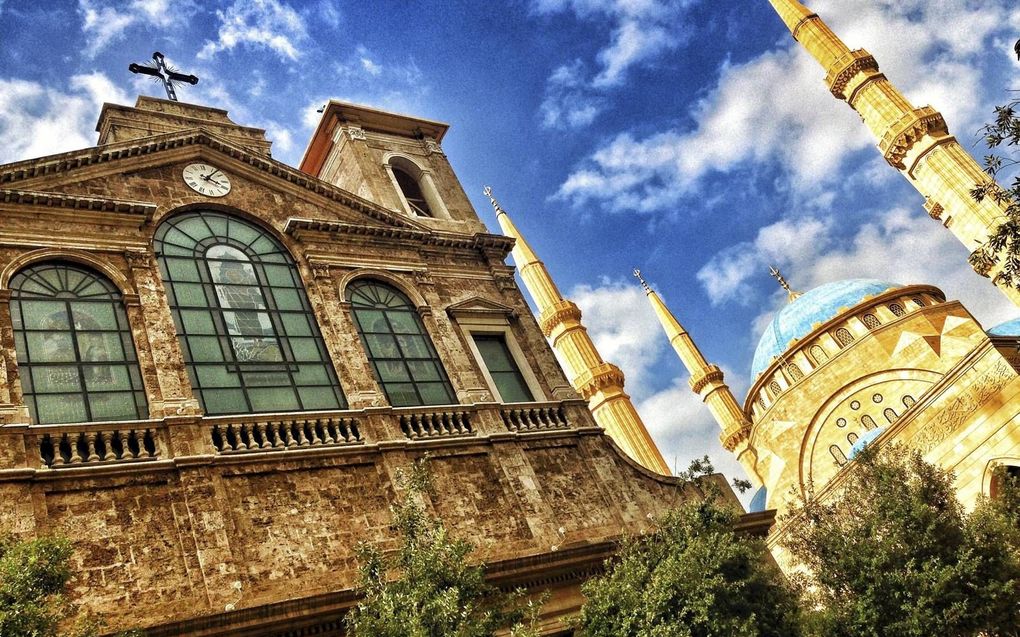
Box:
633 268 652 293
482 185 507 218
769 266 803 302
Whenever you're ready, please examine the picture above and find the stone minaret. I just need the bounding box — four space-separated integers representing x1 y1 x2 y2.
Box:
768 0 1020 307
635 271 759 485
485 188 671 475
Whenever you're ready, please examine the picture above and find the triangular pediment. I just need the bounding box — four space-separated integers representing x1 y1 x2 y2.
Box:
446 296 518 318
0 128 427 233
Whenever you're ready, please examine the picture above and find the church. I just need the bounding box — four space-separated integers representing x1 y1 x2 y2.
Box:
620 0 1020 562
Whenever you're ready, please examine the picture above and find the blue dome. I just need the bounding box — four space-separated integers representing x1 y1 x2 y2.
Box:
751 279 903 378
748 486 768 513
848 426 886 460
988 317 1020 337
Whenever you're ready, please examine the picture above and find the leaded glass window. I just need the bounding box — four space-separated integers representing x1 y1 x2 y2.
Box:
10 263 147 424
154 211 346 415
472 334 534 403
347 280 455 407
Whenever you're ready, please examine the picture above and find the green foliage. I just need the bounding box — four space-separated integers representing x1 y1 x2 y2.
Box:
345 457 542 637
575 457 802 637
781 445 1020 637
972 99 1020 286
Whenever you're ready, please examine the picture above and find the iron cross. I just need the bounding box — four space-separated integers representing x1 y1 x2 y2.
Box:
129 52 198 101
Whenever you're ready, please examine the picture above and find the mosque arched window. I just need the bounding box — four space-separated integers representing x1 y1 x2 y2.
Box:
757 397 766 413
889 303 905 317
883 407 898 423
768 380 783 398
786 363 804 382
830 444 848 467
809 345 828 365
834 328 854 348
902 395 916 409
10 262 148 424
154 211 347 415
347 279 456 407
911 296 925 308
847 432 859 445
861 415 877 430
862 313 881 330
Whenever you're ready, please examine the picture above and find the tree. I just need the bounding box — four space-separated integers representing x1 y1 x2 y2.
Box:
0 534 139 637
782 445 1020 637
574 458 802 637
345 457 542 637
971 98 1020 285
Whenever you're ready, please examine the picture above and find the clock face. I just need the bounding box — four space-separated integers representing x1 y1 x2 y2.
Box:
182 163 231 197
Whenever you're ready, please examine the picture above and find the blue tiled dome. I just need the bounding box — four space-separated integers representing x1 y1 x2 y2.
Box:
751 279 903 378
988 317 1020 337
748 485 768 513
848 426 886 460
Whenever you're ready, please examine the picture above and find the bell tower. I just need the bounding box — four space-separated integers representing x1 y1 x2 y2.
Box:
768 0 1020 307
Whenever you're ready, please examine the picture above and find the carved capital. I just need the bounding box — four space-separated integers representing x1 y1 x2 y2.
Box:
968 247 996 278
924 198 944 221
826 49 880 101
345 126 367 142
880 107 949 169
308 261 333 280
689 364 725 394
422 136 444 156
412 269 435 286
124 249 153 270
574 363 626 400
538 300 583 337
721 425 751 452
493 271 516 291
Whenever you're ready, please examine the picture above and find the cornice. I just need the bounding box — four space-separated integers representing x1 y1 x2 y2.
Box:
0 188 156 219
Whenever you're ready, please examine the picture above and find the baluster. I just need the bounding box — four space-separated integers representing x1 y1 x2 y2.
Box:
426 414 439 437
322 419 337 444
39 435 55 468
69 433 86 463
58 434 73 465
350 419 362 442
143 429 159 458
293 421 308 446
308 419 323 445
252 422 267 448
405 415 418 439
211 425 224 452
111 430 125 459
127 430 141 458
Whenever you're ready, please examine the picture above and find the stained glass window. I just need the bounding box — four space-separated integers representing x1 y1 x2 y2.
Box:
472 334 534 403
347 280 455 407
10 263 147 424
154 211 346 415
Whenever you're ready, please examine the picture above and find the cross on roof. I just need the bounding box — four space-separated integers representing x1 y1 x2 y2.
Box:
129 51 198 101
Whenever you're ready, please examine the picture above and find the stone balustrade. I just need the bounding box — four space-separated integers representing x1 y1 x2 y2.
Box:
396 408 474 439
209 414 362 453
37 424 164 468
500 403 569 432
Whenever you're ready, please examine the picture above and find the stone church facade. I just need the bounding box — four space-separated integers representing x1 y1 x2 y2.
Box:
0 97 763 635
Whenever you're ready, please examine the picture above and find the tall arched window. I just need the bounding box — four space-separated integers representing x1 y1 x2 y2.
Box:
911 296 925 308
889 303 905 317
10 263 147 424
834 328 854 347
154 211 346 415
830 444 847 467
786 363 804 382
847 432 859 445
861 415 877 430
347 279 456 407
883 407 898 423
809 345 828 364
391 164 433 217
902 395 916 409
862 314 880 330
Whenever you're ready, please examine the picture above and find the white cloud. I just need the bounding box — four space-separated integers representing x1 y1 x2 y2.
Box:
330 48 428 116
697 206 1018 335
198 0 308 61
79 0 196 58
556 0 1020 212
0 73 129 164
534 0 694 129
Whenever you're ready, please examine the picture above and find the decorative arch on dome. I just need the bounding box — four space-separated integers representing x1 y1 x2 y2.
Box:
786 363 804 382
809 345 828 365
830 444 847 467
902 395 916 409
862 313 880 330
768 380 782 398
861 415 877 430
883 407 898 423
833 328 854 348
889 303 905 317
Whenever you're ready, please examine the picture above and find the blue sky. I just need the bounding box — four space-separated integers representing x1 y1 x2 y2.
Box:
2 0 1020 482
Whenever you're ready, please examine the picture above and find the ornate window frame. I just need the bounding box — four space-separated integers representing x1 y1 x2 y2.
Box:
382 153 451 220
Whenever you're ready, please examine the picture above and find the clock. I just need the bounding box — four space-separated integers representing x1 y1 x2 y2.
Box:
182 163 231 197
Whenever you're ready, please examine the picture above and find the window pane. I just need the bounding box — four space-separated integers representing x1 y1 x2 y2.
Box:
474 336 515 372
71 302 117 330
294 364 331 385
180 310 216 334
377 360 410 383
288 338 322 361
492 372 534 403
165 258 201 282
473 335 534 403
21 301 69 330
83 365 132 392
173 283 207 306
281 313 313 337
397 335 430 359
27 333 76 362
272 288 302 311
223 311 274 336
386 311 420 335
187 336 226 362
31 366 81 393
407 360 441 382
418 382 453 406
249 387 300 412
196 365 240 388
387 383 419 407
242 371 291 387
298 386 341 410
231 336 283 362
77 332 125 362
201 389 248 414
36 394 87 424
355 310 388 333
89 392 139 421
365 334 400 359
264 264 295 287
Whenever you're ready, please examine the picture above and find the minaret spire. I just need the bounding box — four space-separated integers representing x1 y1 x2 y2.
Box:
486 187 670 475
769 266 802 302
767 0 1020 307
635 271 759 484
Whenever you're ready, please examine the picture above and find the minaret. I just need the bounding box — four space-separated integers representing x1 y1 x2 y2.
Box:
484 187 671 475
635 270 760 485
768 0 1020 307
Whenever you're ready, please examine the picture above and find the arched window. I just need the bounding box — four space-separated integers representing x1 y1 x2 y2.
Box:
391 164 432 217
154 211 346 415
834 328 854 348
756 397 766 412
911 296 925 308
810 345 828 364
862 313 880 329
861 415 877 430
883 407 898 423
10 263 148 424
889 303 905 317
902 395 916 409
830 444 847 467
347 279 456 407
768 380 782 398
847 432 859 445
786 363 804 382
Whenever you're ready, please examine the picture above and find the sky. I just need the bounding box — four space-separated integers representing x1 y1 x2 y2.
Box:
2 0 1020 486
